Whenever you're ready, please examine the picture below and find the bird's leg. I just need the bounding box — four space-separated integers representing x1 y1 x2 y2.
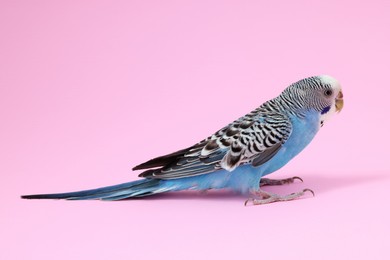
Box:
260 176 303 187
244 189 314 206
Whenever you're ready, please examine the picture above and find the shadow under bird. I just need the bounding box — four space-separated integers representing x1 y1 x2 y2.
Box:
22 75 344 205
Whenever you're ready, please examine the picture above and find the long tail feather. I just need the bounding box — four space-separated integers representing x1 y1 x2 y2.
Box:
21 179 165 201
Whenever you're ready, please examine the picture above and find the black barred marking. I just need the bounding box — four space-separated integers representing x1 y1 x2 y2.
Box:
252 143 262 153
264 138 271 148
239 137 249 146
239 120 254 129
267 136 278 145
227 154 241 167
254 134 262 144
231 144 242 153
226 127 239 136
220 138 231 147
204 140 219 151
247 144 253 153
260 130 267 139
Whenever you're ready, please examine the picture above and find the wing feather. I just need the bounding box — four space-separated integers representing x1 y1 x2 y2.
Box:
135 109 292 180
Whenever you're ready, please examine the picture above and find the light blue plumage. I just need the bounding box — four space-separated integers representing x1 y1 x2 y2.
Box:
22 75 344 205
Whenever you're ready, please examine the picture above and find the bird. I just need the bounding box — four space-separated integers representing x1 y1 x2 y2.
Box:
21 75 344 205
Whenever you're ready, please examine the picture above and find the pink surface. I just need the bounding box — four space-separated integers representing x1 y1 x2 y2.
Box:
1 1 390 259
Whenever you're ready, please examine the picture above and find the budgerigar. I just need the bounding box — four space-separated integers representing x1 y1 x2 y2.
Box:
22 75 344 205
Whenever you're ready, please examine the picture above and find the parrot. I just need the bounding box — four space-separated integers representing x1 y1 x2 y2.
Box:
21 75 344 205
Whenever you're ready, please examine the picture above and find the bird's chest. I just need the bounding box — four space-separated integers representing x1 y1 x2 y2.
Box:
261 111 320 176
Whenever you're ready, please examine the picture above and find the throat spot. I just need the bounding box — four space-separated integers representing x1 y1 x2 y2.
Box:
321 106 331 115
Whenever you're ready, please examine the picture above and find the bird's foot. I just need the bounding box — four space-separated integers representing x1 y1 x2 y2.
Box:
244 189 314 206
259 176 303 187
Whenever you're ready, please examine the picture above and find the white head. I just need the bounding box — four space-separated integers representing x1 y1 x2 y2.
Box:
317 75 344 126
282 75 344 127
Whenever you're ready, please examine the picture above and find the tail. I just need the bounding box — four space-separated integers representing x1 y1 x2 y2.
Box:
21 179 168 201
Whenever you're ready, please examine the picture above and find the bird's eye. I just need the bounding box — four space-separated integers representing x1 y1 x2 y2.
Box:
324 89 333 96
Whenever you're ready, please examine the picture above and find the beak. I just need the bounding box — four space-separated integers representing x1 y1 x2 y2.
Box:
335 90 344 113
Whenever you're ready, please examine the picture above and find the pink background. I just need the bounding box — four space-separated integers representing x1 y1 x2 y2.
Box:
1 1 390 259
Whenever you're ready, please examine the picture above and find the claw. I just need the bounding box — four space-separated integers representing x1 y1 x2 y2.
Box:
292 176 304 183
244 198 253 206
302 188 315 197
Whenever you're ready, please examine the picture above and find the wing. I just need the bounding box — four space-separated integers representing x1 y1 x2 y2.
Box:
133 109 292 180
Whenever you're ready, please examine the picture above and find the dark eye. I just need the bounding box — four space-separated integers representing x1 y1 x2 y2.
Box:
324 89 333 96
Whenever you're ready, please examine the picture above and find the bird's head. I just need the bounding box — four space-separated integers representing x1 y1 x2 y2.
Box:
281 75 344 127
316 75 344 127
